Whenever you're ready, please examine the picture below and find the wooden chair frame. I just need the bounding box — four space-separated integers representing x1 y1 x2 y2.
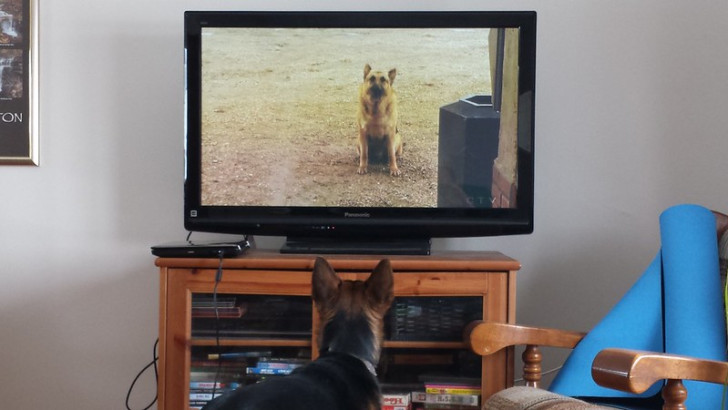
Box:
465 210 728 409
465 321 728 409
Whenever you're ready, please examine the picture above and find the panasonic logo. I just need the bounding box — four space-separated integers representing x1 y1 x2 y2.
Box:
344 212 371 218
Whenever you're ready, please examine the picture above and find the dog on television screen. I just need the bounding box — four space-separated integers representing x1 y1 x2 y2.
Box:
202 257 394 410
357 63 403 176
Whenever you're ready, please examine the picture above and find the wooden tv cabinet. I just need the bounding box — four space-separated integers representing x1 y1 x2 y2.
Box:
156 250 519 409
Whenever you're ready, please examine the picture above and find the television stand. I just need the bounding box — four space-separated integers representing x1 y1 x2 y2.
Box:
154 250 520 409
280 237 431 255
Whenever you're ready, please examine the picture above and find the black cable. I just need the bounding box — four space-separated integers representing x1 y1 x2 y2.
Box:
125 338 159 410
211 251 225 401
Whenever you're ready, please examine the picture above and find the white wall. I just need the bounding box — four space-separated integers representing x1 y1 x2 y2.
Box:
1 0 727 408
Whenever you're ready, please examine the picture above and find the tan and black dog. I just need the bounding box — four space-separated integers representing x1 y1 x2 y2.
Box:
202 257 395 410
357 64 403 176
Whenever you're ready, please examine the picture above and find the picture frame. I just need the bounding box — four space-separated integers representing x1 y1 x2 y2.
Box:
0 0 39 165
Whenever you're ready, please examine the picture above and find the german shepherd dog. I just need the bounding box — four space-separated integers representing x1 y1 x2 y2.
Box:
357 64 403 176
202 257 395 410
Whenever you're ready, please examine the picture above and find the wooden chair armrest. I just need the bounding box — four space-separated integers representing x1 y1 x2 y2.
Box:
592 348 728 394
465 321 587 356
465 321 587 388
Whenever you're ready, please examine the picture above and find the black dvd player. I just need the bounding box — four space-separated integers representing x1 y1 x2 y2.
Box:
151 239 250 258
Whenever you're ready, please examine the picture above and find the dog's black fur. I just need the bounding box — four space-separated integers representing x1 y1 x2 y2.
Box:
201 257 394 410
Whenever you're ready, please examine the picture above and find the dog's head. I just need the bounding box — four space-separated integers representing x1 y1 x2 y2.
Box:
312 257 394 366
361 64 397 101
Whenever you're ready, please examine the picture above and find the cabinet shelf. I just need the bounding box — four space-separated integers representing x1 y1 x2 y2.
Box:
189 339 466 350
190 339 312 348
384 340 467 349
156 250 519 410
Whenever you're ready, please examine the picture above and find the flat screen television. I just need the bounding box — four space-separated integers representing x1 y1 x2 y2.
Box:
184 10 536 255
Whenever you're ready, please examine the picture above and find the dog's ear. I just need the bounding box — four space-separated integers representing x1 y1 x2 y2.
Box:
388 68 397 85
363 64 372 79
312 257 341 307
365 259 395 312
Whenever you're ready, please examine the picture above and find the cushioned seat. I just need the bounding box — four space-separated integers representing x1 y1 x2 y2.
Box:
483 387 608 409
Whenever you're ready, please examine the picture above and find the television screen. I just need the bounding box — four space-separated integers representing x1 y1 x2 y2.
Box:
184 11 536 254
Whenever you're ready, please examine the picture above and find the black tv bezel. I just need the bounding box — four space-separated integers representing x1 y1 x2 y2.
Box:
183 10 536 241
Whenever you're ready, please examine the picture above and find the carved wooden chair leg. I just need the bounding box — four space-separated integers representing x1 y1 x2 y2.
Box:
523 344 543 388
661 379 687 410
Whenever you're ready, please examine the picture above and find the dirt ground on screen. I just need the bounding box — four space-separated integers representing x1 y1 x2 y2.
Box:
200 28 491 207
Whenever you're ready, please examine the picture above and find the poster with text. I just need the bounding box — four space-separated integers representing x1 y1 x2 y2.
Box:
0 0 38 165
